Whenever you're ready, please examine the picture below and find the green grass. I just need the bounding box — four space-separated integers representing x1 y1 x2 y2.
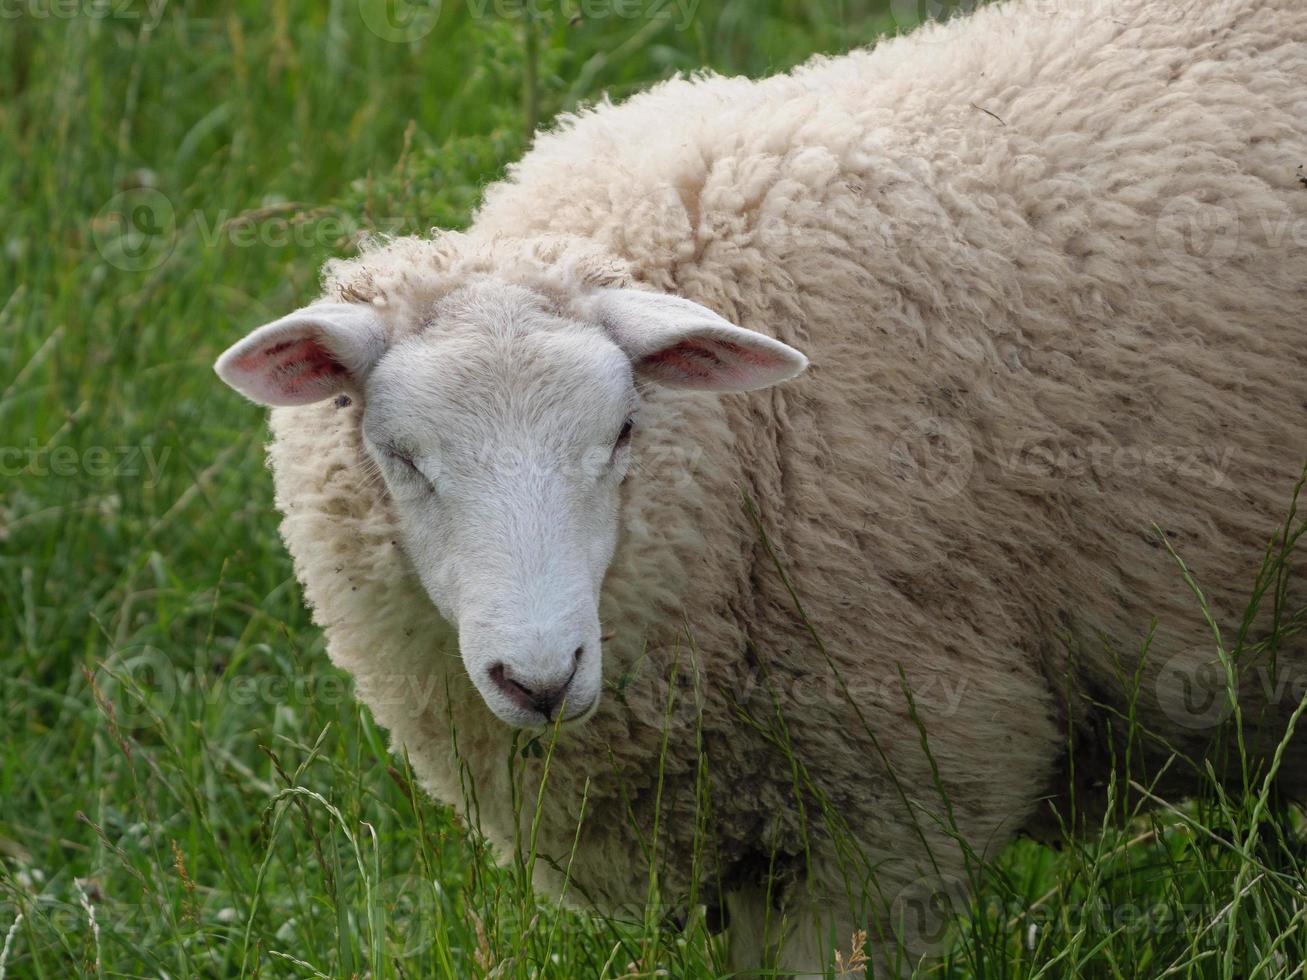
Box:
1 1 1304 977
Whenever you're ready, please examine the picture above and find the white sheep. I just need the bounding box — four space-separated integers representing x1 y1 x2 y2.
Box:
215 0 1307 972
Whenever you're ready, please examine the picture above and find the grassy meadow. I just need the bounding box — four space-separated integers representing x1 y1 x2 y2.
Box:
2 0 1305 976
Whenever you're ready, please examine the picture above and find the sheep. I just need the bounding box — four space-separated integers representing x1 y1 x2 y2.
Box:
214 0 1307 972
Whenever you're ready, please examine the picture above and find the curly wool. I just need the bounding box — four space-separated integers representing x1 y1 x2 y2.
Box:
263 0 1307 966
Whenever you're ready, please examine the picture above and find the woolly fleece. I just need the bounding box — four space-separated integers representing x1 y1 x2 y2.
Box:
258 0 1307 968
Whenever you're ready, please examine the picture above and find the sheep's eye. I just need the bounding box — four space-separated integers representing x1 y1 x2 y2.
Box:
387 447 421 476
614 418 635 451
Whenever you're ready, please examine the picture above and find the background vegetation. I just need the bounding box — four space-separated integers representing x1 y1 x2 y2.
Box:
1 0 1303 976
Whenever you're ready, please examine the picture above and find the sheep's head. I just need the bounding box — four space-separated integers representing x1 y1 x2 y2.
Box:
215 280 807 728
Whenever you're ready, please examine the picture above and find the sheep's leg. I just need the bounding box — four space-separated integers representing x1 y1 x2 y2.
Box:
771 909 916 980
772 912 843 979
724 888 864 979
725 874 970 978
722 886 774 976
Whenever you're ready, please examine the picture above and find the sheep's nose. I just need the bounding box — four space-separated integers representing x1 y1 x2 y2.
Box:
488 646 584 720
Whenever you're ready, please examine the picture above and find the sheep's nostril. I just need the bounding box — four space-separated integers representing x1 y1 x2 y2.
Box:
486 656 584 720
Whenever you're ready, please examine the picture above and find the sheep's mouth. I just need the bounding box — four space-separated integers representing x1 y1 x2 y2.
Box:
515 693 600 732
530 694 600 729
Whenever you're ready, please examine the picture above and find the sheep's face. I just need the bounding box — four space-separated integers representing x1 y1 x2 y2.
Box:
359 284 633 728
215 279 807 729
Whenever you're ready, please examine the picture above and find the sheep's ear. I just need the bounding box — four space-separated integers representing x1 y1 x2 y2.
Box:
215 303 388 407
596 289 808 392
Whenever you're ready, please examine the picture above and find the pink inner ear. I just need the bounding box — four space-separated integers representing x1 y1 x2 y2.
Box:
639 337 783 385
234 336 347 399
